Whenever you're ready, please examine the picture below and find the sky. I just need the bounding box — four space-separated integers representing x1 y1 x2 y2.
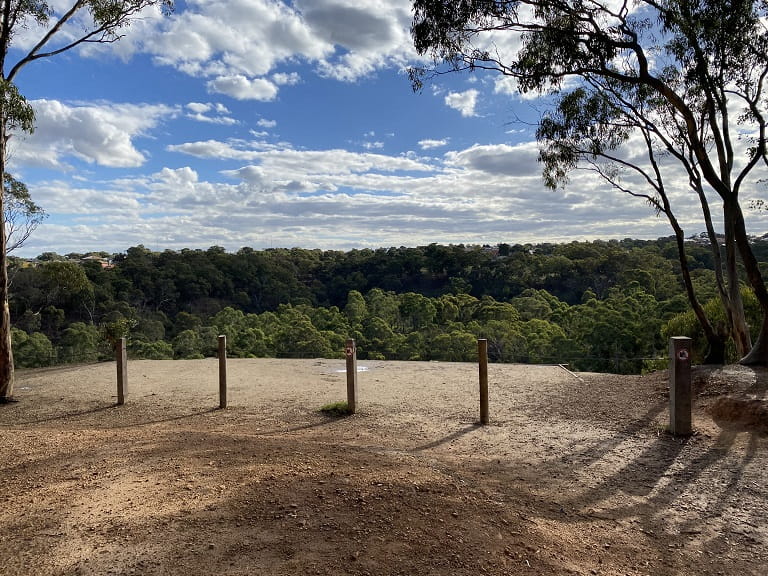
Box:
6 0 768 258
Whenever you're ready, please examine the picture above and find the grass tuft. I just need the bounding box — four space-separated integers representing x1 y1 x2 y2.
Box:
320 401 352 417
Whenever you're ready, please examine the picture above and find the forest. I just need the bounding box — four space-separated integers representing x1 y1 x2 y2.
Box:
7 237 768 374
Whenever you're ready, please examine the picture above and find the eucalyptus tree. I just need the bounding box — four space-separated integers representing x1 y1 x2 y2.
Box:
537 82 734 362
3 173 45 254
411 0 768 363
0 1 173 401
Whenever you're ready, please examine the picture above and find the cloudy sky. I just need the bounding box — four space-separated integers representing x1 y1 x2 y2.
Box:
6 0 768 257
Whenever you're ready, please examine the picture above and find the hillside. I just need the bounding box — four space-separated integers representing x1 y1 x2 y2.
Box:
14 237 768 373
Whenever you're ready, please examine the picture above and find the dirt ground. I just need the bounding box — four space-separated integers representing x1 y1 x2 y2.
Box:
1 358 766 576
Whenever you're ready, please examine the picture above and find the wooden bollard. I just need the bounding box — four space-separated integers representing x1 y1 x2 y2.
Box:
218 335 227 409
669 336 692 435
116 337 127 405
345 338 358 414
478 338 489 425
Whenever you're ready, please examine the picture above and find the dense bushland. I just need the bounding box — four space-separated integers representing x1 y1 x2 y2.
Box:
9 237 768 373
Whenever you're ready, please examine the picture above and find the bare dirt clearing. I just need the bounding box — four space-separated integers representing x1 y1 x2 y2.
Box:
1 359 766 575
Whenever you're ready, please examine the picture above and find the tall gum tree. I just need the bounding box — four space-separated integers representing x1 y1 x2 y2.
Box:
0 1 173 401
410 0 768 364
535 80 735 362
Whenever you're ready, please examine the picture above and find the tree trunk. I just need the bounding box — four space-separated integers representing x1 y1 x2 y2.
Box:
696 186 748 359
0 295 13 401
723 212 752 357
0 113 14 400
741 313 768 365
670 214 726 364
703 335 727 365
728 200 768 365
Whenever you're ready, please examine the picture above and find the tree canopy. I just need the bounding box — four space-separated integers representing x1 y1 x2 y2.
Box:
410 0 768 364
8 238 767 374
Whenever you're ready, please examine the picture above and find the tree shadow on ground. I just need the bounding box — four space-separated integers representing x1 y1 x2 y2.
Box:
412 423 481 452
468 399 765 574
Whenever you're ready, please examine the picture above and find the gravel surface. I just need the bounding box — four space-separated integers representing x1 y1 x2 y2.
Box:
1 358 766 575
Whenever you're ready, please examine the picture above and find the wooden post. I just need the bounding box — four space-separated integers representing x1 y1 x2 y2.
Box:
669 336 692 436
218 335 227 409
345 338 358 414
478 338 489 425
116 337 127 405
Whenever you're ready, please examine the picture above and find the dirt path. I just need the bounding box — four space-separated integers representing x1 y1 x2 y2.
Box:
1 359 766 575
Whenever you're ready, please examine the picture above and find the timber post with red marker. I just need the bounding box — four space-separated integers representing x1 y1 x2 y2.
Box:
669 336 692 436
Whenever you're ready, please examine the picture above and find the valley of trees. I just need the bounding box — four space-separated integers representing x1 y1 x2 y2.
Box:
8 237 768 374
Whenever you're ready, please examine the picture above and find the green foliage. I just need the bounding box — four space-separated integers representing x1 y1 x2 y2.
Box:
432 330 477 362
12 329 54 368
520 319 566 364
8 237 767 373
130 340 173 360
662 287 762 364
479 320 525 363
273 305 334 359
133 318 166 342
101 316 137 348
0 80 35 135
40 261 95 311
399 292 437 331
511 290 555 321
344 290 367 326
58 322 100 364
360 316 403 359
172 329 203 360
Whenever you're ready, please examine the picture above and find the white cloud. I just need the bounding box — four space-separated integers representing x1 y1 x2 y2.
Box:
273 72 301 86
154 166 200 188
298 1 398 51
224 147 434 187
85 0 419 101
445 89 479 117
11 100 175 171
298 0 416 81
418 138 450 150
18 130 765 258
494 76 521 97
445 143 541 177
167 139 273 161
28 179 143 220
185 102 238 125
186 102 212 114
186 113 239 126
207 75 279 101
7 1 168 61
11 1 419 109
149 1 331 76
257 118 278 128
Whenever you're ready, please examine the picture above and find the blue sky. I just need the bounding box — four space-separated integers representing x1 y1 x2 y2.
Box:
6 0 768 257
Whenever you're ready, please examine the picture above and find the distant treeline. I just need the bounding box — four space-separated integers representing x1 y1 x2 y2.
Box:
9 238 768 373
